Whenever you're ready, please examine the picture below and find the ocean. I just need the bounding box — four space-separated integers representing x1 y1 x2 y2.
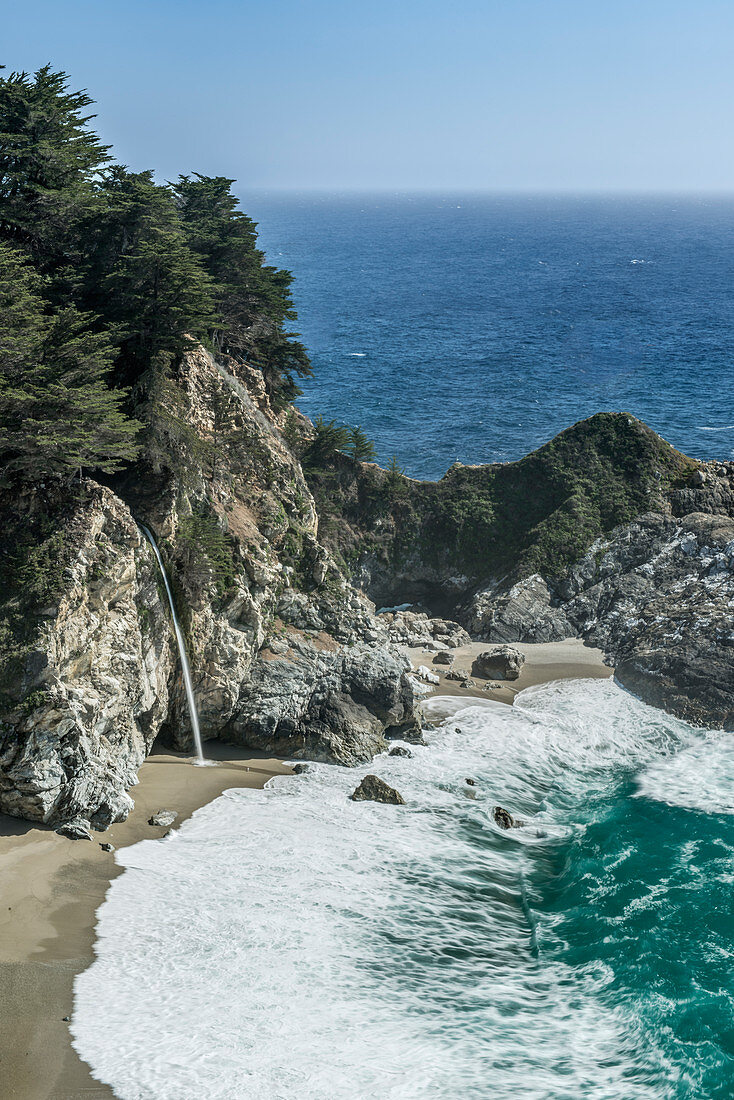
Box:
248 192 734 479
72 197 734 1098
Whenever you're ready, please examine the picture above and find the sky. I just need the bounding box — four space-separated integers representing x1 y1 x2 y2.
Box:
2 0 734 192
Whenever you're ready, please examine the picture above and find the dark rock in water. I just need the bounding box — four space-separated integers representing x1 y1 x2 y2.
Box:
493 806 525 829
148 809 177 827
292 763 310 774
100 842 115 852
465 778 476 786
433 650 454 665
350 775 405 805
389 745 413 758
473 646 525 681
54 819 93 841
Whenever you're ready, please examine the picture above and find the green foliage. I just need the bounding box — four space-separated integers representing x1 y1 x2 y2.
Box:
0 65 111 267
306 413 699 588
173 173 312 403
0 243 141 483
384 454 408 498
177 509 236 593
346 425 376 462
303 416 350 467
0 65 312 491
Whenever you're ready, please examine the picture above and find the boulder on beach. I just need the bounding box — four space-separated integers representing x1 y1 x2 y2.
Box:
350 775 405 805
433 650 454 665
473 646 525 681
148 809 178 827
55 819 93 841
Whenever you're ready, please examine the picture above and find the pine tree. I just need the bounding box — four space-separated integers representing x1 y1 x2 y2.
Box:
95 170 217 370
0 66 110 271
173 174 312 404
0 244 140 483
347 425 376 462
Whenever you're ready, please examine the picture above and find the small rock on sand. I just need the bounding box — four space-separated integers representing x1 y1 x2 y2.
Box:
54 819 93 841
148 809 178 827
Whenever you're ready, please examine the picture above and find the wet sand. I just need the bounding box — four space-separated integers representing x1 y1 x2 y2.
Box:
0 743 291 1100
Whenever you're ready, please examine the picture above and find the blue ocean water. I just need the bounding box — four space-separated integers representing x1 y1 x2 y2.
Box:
246 193 734 479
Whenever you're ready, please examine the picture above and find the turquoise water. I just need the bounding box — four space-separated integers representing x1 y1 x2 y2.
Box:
245 193 734 478
72 681 734 1098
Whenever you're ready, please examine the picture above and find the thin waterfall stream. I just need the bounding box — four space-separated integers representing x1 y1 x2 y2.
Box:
139 524 207 765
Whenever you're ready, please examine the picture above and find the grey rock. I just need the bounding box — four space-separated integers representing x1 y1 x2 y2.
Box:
473 646 526 681
100 842 115 852
292 763 310 774
0 485 172 828
350 775 405 805
228 641 420 765
465 778 476 786
470 510 734 730
388 745 413 758
493 806 525 829
149 809 178 827
55 819 93 841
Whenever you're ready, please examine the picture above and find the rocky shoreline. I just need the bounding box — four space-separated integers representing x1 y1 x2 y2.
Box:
1 346 732 837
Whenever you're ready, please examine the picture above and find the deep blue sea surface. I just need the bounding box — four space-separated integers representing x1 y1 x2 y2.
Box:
245 193 734 479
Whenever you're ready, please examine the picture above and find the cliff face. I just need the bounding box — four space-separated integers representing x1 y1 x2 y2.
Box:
0 485 172 826
0 347 420 827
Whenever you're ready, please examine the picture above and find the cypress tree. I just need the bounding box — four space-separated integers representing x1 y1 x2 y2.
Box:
0 244 140 483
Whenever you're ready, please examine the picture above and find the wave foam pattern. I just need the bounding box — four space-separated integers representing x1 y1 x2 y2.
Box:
72 680 733 1099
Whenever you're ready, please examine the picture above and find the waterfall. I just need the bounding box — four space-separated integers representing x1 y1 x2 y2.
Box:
139 524 206 765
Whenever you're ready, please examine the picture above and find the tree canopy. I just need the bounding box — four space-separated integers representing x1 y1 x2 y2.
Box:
0 65 312 488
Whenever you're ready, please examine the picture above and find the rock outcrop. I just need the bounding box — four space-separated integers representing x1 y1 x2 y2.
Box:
471 510 734 730
0 484 172 827
472 646 525 681
350 774 405 805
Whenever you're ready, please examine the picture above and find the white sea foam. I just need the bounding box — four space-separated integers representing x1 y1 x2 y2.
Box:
696 424 734 432
637 732 734 815
72 680 695 1099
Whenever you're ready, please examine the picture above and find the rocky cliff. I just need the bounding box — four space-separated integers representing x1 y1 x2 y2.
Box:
308 418 734 731
0 347 420 827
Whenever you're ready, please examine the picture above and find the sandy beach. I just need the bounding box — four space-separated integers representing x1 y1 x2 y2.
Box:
407 638 613 704
0 639 612 1100
0 743 292 1100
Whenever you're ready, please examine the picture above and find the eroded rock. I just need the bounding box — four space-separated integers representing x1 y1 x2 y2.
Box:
473 646 525 681
350 775 405 805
